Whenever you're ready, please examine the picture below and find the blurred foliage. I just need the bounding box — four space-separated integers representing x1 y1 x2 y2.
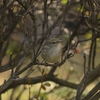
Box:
0 0 100 100
84 32 92 39
61 0 68 5
6 41 20 55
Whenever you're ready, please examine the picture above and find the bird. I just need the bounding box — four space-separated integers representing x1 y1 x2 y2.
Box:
41 38 63 64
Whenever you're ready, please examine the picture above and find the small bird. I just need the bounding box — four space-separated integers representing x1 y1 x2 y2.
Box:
41 38 63 64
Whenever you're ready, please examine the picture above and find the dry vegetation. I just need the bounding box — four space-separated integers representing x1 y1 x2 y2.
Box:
0 0 100 100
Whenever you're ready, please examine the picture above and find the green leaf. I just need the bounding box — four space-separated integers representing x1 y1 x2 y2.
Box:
61 0 68 5
43 82 51 87
37 66 41 73
85 33 92 39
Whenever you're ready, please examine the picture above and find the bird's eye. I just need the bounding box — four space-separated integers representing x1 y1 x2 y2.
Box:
52 42 56 44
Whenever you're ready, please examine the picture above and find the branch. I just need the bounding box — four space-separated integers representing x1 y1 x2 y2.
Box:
75 64 100 100
0 75 78 94
82 82 100 100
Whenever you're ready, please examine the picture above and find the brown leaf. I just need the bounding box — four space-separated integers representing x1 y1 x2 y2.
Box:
41 85 46 90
